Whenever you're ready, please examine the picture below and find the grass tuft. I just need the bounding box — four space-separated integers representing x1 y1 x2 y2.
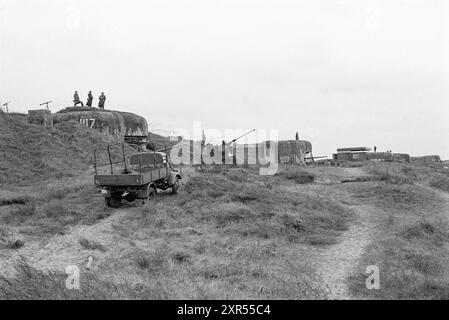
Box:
279 169 315 184
78 237 108 252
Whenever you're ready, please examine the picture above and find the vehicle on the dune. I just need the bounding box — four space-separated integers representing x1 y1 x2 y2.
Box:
93 143 182 208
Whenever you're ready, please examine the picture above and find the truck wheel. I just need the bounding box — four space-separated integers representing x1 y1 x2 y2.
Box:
146 186 156 203
171 178 180 194
105 196 122 208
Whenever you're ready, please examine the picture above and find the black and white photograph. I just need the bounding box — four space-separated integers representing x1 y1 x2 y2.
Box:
0 0 449 306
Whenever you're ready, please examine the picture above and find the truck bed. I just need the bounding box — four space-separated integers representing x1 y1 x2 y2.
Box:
94 168 168 187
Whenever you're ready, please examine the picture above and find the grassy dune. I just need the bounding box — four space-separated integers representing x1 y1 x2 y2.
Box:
0 114 118 185
0 166 355 299
2 161 449 299
348 163 449 299
2 114 449 300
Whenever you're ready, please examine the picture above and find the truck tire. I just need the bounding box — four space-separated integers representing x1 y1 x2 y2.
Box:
171 178 180 194
146 186 156 203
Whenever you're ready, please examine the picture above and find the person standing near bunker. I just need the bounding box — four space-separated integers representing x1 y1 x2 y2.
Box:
73 91 84 107
86 90 93 107
98 92 106 109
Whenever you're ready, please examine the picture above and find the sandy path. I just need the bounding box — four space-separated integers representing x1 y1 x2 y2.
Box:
287 179 449 299
282 172 381 299
299 204 378 299
0 209 134 277
0 168 198 278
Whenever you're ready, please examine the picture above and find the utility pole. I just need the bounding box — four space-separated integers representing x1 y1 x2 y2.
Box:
40 101 53 110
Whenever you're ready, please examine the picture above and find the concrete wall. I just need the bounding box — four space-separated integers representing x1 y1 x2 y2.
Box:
53 107 148 138
235 140 312 165
168 139 312 166
411 155 441 166
277 140 312 165
333 152 410 162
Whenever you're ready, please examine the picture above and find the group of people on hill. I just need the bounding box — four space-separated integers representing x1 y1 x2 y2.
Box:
73 91 106 109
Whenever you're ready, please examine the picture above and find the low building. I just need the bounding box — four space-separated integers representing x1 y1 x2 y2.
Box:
53 107 148 138
168 139 312 166
411 155 441 166
333 147 410 163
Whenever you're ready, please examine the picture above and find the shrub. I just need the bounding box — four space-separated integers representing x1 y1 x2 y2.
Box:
406 253 443 276
43 201 68 217
78 237 107 252
198 261 244 279
0 196 31 206
170 250 192 264
193 240 208 254
429 176 449 193
366 166 413 185
280 170 315 184
0 257 171 299
134 246 168 274
399 220 448 245
15 202 37 217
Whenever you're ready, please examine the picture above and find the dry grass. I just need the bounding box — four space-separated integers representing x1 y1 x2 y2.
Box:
0 257 174 300
134 244 169 274
399 220 449 245
5 129 449 301
429 176 449 193
0 114 118 238
0 227 24 250
277 167 315 184
343 162 449 299
175 169 352 246
0 114 267 299
79 237 108 252
68 166 354 299
348 196 449 298
364 164 415 185
351 182 441 212
0 115 118 186
0 175 113 238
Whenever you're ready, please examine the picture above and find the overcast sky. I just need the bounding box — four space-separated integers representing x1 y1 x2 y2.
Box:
1 0 448 158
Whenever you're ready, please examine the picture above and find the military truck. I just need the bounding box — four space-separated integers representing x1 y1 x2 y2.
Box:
93 143 182 208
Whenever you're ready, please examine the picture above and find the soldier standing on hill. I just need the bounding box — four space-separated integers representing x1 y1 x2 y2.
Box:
98 92 106 109
73 91 84 107
222 140 226 164
295 132 299 141
86 91 93 107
